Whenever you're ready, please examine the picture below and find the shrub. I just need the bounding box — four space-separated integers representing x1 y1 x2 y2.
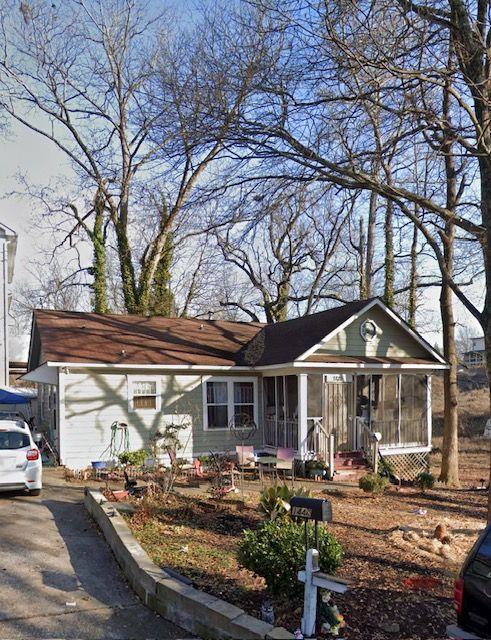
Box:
118 449 147 467
359 472 388 494
238 519 342 596
259 483 310 520
415 471 435 492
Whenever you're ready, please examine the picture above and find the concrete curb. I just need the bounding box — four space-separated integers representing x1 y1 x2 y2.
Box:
84 489 293 640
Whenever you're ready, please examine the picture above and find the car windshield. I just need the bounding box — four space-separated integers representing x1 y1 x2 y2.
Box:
0 432 30 449
476 529 491 564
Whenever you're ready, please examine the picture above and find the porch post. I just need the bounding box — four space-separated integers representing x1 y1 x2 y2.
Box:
298 373 308 458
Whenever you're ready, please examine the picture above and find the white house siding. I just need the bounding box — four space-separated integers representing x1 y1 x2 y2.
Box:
61 370 263 470
318 307 429 359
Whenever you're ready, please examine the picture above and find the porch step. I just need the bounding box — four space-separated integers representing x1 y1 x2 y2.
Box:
334 450 365 459
332 450 370 482
332 468 369 483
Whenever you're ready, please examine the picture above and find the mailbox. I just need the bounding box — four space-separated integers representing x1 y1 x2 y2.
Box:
290 497 332 522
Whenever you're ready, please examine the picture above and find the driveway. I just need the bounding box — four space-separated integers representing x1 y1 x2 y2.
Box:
0 469 189 639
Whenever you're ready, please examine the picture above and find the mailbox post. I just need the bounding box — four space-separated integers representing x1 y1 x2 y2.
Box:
290 497 349 638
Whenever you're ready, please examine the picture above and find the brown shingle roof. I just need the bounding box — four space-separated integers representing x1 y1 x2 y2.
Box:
31 310 264 367
243 299 374 366
30 298 439 370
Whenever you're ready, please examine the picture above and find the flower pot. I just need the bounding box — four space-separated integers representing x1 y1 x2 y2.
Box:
91 460 107 470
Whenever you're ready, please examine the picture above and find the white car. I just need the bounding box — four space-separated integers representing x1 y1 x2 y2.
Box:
0 421 42 495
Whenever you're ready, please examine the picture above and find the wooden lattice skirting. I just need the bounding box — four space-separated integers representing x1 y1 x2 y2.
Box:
380 451 429 481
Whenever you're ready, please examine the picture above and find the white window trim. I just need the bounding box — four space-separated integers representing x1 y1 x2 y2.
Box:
202 376 258 431
127 376 162 414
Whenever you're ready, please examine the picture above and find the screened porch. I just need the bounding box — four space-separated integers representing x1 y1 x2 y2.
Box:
263 375 299 451
262 371 431 460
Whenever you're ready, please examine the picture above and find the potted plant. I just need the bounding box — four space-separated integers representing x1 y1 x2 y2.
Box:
305 455 328 480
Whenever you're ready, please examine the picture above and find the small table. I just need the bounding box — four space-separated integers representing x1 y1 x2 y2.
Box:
256 456 278 483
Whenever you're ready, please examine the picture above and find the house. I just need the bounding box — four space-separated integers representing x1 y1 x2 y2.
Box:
0 223 17 386
463 336 486 368
24 298 447 478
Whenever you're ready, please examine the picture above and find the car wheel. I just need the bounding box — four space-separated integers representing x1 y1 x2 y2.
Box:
29 489 42 496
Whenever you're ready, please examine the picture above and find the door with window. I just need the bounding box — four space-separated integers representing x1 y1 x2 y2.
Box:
323 378 354 452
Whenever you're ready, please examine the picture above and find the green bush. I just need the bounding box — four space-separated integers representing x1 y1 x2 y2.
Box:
118 449 147 467
259 483 310 520
415 471 435 492
238 519 342 596
358 472 389 494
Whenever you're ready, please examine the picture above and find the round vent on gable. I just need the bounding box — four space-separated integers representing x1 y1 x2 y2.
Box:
360 319 378 342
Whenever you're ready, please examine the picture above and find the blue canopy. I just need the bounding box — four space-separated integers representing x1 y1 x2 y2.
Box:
0 387 35 405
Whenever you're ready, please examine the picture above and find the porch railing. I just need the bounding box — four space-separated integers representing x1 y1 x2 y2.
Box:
264 417 299 450
359 418 380 474
307 417 329 459
370 416 427 447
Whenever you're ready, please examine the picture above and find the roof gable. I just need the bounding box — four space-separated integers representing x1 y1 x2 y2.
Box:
298 299 445 364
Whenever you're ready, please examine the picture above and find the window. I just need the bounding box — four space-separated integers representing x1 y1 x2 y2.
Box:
234 381 254 424
128 377 161 412
0 432 30 449
206 381 228 428
203 378 257 430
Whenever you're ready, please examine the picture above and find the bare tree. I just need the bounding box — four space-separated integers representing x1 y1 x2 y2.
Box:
214 184 354 322
0 0 263 314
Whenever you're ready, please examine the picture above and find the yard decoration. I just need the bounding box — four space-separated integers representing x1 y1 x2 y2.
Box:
99 420 130 465
318 590 345 636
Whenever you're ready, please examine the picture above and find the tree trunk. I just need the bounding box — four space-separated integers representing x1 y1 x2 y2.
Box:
408 224 418 328
439 228 460 486
384 197 394 308
148 232 174 316
480 159 491 522
359 217 368 299
91 198 108 314
365 190 378 297
115 220 137 313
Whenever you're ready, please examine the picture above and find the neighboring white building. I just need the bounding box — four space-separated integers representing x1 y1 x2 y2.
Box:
463 336 486 368
0 223 17 386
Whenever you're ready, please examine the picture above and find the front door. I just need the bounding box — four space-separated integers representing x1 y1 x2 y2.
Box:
323 378 355 452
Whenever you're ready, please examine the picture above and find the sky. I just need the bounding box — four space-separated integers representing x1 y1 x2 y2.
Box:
0 88 484 361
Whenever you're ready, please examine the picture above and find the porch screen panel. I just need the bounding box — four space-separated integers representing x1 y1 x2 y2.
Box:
285 375 298 449
370 375 399 445
307 375 322 418
400 375 427 444
263 377 277 446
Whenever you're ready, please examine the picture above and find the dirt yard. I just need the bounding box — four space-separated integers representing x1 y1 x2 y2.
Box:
126 470 487 640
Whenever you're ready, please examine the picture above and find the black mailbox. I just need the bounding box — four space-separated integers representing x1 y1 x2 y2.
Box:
290 497 332 522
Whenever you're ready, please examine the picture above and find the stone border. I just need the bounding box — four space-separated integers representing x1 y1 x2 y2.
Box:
84 489 293 640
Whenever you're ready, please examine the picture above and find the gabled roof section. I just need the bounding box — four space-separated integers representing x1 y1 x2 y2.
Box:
242 299 375 366
29 310 264 368
296 298 446 365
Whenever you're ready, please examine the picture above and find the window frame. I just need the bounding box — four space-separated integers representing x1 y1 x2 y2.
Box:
128 376 162 414
202 376 258 431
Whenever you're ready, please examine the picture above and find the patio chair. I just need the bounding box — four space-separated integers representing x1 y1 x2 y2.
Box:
276 447 295 483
